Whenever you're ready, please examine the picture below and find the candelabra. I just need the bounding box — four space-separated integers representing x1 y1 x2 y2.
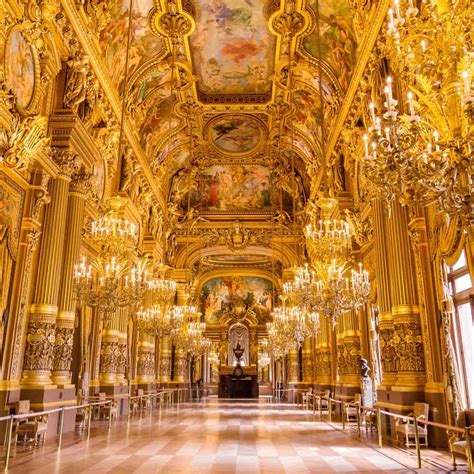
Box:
363 0 473 215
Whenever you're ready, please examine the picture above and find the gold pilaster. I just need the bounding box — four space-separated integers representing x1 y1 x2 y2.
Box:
22 167 73 387
373 200 396 387
386 202 425 390
52 171 88 385
287 349 299 384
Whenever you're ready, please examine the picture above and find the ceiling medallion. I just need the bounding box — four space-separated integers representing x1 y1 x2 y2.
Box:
205 114 266 157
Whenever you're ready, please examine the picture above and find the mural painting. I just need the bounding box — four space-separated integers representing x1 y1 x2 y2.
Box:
302 0 356 91
208 115 262 154
99 0 163 91
201 276 273 323
139 95 180 156
198 165 273 211
4 30 35 108
190 0 276 95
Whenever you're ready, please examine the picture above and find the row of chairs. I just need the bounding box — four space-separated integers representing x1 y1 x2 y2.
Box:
301 390 473 471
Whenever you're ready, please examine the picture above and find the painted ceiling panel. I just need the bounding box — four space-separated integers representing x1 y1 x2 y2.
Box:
99 0 164 92
189 0 276 97
302 0 357 91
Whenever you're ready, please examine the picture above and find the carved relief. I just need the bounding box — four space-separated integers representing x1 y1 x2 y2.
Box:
99 341 120 374
52 327 74 372
23 321 56 371
379 327 398 373
138 349 155 376
337 340 361 375
394 322 425 373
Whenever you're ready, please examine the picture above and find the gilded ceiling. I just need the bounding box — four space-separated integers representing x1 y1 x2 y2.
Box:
90 0 363 281
1 0 372 288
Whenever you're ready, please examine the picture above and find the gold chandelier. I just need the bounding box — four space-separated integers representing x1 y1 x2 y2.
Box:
294 198 370 328
74 200 148 319
363 0 472 214
174 320 211 358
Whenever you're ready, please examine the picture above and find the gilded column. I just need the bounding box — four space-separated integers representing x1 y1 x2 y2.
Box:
386 202 425 391
115 308 129 384
372 200 396 387
22 151 76 387
174 282 188 384
287 349 299 384
137 334 155 388
314 319 331 391
99 317 120 386
160 336 171 384
302 337 313 385
52 168 89 385
337 311 361 398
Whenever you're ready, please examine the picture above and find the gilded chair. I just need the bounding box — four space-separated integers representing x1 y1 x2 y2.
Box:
448 426 474 472
395 402 429 447
14 400 48 445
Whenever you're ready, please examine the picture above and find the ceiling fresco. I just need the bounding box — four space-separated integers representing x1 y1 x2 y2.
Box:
85 0 365 276
302 0 357 91
99 0 164 92
189 0 276 98
206 115 265 155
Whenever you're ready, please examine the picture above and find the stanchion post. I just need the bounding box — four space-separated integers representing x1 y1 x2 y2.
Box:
108 402 113 431
356 407 361 438
87 406 92 439
58 407 65 449
464 427 473 474
414 417 422 469
328 399 332 423
4 415 14 472
319 396 323 418
342 403 346 430
376 408 383 448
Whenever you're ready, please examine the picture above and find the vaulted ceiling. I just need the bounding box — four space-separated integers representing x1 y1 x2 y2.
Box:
88 0 368 290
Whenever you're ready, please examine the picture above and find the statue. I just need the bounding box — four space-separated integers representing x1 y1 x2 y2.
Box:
64 57 89 112
360 357 374 407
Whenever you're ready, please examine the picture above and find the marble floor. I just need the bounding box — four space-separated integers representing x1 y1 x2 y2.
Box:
4 398 460 473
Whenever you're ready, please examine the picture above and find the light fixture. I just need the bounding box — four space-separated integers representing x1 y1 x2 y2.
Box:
363 0 473 215
73 200 147 319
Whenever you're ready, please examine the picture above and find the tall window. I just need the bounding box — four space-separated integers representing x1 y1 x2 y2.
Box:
447 250 474 409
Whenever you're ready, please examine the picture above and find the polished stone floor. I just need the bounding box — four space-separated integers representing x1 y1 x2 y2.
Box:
6 398 458 473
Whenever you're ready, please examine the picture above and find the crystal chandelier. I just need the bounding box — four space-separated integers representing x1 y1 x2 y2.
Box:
74 200 148 319
175 321 211 358
298 198 370 327
363 0 473 215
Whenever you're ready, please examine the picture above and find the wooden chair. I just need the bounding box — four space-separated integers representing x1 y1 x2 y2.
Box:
13 400 48 445
395 402 429 447
302 389 313 410
96 392 118 421
448 426 474 472
344 393 361 424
